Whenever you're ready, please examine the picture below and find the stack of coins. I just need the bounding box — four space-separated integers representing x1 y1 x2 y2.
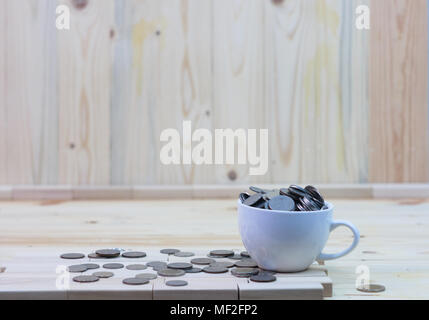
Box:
239 185 327 212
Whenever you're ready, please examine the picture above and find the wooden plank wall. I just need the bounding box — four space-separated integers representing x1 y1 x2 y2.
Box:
0 0 428 186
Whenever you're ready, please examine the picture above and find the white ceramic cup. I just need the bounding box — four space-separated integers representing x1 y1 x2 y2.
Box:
238 200 360 272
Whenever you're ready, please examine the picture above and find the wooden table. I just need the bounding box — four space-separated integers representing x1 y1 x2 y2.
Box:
1 199 428 299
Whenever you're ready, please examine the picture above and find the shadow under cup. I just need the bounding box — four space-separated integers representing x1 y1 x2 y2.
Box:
238 200 359 273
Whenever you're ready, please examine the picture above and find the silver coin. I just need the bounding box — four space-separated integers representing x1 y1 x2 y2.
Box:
249 186 270 194
136 273 157 280
229 254 244 260
96 249 121 258
202 266 228 274
235 259 258 268
243 194 263 207
93 271 114 279
146 261 167 268
122 251 147 258
88 253 104 259
166 280 188 287
209 250 234 257
357 284 386 293
73 275 99 283
167 262 193 270
68 264 88 273
239 193 250 203
123 277 149 285
82 263 100 270
103 263 124 270
258 269 277 276
210 261 235 269
160 249 180 255
61 253 85 260
231 268 259 278
126 264 147 271
158 269 186 277
240 251 251 258
268 195 295 211
153 265 167 271
173 252 195 257
250 273 277 283
185 267 202 273
191 258 216 265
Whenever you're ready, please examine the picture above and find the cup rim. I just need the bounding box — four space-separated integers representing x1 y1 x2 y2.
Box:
238 199 333 215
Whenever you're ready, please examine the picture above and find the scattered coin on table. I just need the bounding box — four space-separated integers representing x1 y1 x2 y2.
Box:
136 273 157 280
167 262 193 270
123 278 149 286
73 275 99 283
158 269 186 277
250 273 277 283
160 249 180 255
191 258 216 265
241 185 326 212
231 268 259 278
96 249 121 258
185 267 203 273
88 253 103 259
122 251 147 258
67 264 88 273
61 253 85 260
126 264 147 271
357 284 386 293
166 280 188 287
80 263 100 270
203 266 228 274
93 271 114 279
229 254 244 260
103 263 124 270
173 251 195 257
210 261 235 269
146 261 167 269
240 251 250 258
235 259 258 268
209 250 235 257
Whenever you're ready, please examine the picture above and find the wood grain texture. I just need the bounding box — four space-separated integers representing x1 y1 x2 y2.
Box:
111 0 212 185
58 0 114 185
339 0 369 183
213 0 266 184
265 0 364 184
0 0 58 184
369 0 429 182
1 0 428 186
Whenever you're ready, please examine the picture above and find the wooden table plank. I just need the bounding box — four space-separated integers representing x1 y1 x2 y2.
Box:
0 199 428 299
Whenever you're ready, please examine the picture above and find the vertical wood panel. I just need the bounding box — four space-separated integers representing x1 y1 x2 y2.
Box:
266 0 363 183
0 0 58 184
369 0 429 182
111 0 213 185
213 0 266 184
339 0 369 182
58 0 114 185
0 0 428 186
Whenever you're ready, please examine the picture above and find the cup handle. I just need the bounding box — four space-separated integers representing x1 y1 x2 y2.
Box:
317 220 360 261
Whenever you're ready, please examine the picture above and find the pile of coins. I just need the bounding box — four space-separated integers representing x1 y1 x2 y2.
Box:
239 185 327 212
60 248 277 285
